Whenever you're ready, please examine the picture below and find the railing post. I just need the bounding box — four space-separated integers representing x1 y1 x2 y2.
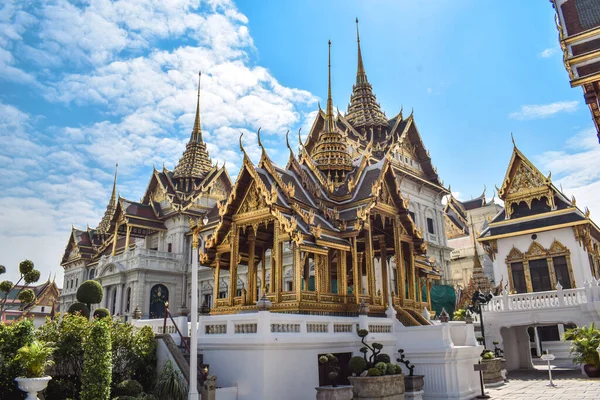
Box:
502 289 509 311
163 302 169 334
584 279 592 303
556 282 564 307
592 278 600 302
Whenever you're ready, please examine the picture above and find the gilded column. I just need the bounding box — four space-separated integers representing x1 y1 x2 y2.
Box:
294 244 302 300
547 257 557 289
426 279 432 310
365 221 376 302
228 223 239 306
272 222 280 302
213 254 220 308
112 224 120 256
315 254 322 302
357 252 364 295
379 236 389 307
124 225 132 251
393 218 405 304
261 248 266 294
324 253 330 293
339 249 347 301
409 242 416 301
352 237 360 304
523 260 533 293
247 232 256 304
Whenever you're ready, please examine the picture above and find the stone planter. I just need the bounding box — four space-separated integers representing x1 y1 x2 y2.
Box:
15 376 52 400
315 385 353 400
481 358 504 387
348 374 405 400
403 375 424 400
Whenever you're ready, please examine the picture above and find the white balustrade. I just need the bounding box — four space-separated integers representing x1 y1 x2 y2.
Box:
483 286 597 313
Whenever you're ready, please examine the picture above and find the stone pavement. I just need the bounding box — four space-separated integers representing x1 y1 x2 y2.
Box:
484 366 600 399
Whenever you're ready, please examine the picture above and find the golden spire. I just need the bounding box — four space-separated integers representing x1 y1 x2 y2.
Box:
325 40 335 132
356 18 367 85
97 163 119 234
191 71 203 143
173 71 212 183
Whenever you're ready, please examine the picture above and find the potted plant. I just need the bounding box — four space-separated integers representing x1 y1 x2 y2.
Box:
315 353 352 400
397 349 424 398
347 329 404 399
452 308 466 321
564 323 600 377
480 349 503 386
14 340 55 399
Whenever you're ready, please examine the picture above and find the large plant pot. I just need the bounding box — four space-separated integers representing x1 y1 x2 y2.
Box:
403 375 424 400
481 358 504 387
315 385 353 400
348 374 405 400
583 364 600 378
15 376 52 400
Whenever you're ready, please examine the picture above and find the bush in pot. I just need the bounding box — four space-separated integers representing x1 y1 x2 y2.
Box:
347 329 404 399
14 340 56 400
564 323 600 377
397 349 425 394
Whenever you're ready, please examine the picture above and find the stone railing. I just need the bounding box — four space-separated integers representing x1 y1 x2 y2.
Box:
105 248 184 272
483 280 600 313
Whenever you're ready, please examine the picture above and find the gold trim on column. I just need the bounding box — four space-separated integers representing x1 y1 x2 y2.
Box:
365 221 376 302
547 257 557 289
409 242 416 301
213 254 220 305
379 236 388 307
340 249 348 302
228 223 239 306
523 261 533 293
247 233 256 304
352 237 360 304
295 243 302 298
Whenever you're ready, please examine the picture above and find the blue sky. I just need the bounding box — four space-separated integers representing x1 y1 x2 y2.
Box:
1 0 598 287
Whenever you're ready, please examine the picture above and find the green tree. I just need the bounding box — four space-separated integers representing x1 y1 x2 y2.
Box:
0 260 42 316
81 318 112 400
0 319 35 399
76 280 104 310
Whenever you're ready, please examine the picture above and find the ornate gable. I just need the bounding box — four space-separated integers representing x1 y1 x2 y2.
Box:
526 241 546 258
506 247 524 262
497 145 555 218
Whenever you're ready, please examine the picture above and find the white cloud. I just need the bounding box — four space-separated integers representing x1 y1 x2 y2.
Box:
0 0 318 288
537 128 600 216
509 101 578 120
539 48 557 58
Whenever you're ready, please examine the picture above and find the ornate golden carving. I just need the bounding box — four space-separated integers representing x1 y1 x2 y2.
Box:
311 224 323 239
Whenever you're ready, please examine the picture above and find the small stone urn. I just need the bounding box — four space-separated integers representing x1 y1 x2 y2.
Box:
315 385 353 400
15 376 52 400
404 375 425 400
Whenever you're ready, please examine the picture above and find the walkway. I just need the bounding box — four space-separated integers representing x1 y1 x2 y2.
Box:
485 366 600 399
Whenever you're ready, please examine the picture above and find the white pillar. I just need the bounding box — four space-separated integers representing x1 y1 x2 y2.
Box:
534 326 541 357
189 237 199 399
114 284 123 316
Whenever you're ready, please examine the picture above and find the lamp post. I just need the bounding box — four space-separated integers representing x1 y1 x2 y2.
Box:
188 218 203 400
468 290 493 348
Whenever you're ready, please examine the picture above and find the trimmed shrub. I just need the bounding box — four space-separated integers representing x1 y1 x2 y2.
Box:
77 280 104 308
349 356 367 376
81 319 112 400
375 353 391 363
375 362 387 375
0 319 35 399
367 367 382 377
115 379 143 396
18 288 35 304
45 377 78 400
18 259 34 275
93 308 111 319
68 302 90 319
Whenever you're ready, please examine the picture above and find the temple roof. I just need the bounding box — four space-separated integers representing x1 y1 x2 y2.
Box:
96 164 118 234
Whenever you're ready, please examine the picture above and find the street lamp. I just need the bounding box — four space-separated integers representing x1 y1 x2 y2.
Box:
188 218 203 400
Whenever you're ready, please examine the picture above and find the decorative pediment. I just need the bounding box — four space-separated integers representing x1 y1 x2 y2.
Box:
506 247 524 262
443 214 466 239
526 241 546 258
237 182 267 214
549 239 568 254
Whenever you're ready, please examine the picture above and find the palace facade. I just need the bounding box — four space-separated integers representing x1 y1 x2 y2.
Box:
59 23 451 323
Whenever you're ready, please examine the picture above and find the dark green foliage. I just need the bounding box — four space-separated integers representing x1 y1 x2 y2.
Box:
318 353 340 386
14 340 55 377
0 319 35 399
77 280 104 308
565 323 600 366
109 321 156 392
114 379 143 397
386 363 402 375
81 319 112 400
0 265 5 274
93 308 111 319
23 270 40 285
45 377 78 400
18 260 34 275
349 356 367 376
375 353 390 363
17 289 35 304
68 302 90 319
0 280 13 293
367 367 382 377
112 397 138 400
481 350 495 360
155 360 187 400
397 349 416 376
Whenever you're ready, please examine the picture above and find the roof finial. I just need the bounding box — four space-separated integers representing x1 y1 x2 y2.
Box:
239 131 245 152
286 130 293 156
511 132 516 148
297 127 303 148
191 71 203 143
110 163 118 205
356 18 367 84
325 40 335 132
257 127 263 149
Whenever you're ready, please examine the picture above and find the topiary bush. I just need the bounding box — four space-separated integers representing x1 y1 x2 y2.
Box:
375 353 391 363
349 356 367 376
114 379 143 397
81 318 112 400
367 367 382 377
93 308 111 319
77 280 104 309
68 302 90 319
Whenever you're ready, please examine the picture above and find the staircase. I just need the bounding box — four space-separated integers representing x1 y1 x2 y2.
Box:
178 336 206 388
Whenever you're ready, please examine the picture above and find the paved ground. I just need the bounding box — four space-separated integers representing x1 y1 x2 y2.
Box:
485 366 600 399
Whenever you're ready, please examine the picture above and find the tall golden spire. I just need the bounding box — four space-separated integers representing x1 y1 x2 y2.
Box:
469 218 492 292
191 71 203 143
356 18 367 85
325 40 335 132
346 18 388 131
311 41 353 188
173 71 212 183
97 163 118 234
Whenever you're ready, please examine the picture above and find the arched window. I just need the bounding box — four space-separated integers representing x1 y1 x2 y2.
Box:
149 284 169 319
111 287 117 315
89 269 95 280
